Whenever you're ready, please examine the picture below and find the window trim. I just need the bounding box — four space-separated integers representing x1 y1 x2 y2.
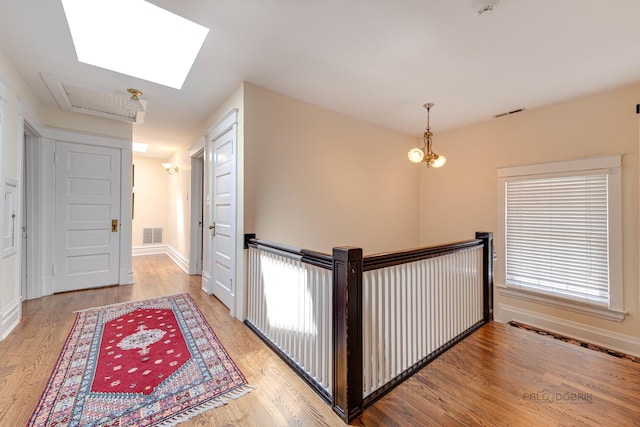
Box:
496 155 624 322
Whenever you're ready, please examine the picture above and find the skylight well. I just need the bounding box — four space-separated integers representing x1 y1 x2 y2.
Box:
61 0 209 89
132 142 148 153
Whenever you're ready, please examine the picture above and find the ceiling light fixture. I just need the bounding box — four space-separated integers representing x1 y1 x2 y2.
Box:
162 163 178 175
408 103 446 168
472 0 499 16
132 142 148 153
125 88 145 112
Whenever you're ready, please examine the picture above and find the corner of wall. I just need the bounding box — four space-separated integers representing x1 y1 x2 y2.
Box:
0 297 21 341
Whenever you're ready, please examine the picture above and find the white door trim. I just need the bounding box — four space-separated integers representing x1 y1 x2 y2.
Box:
202 109 239 316
45 127 130 150
21 114 43 300
20 101 46 300
119 146 133 284
189 150 204 275
0 78 7 314
208 110 238 141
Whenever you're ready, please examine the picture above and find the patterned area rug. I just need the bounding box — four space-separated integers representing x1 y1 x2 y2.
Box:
29 293 253 426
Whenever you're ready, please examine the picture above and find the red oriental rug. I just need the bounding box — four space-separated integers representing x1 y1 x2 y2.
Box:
28 293 253 426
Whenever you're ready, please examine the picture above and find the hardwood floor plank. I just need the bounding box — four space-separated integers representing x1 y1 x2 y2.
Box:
1 254 639 426
0 255 344 427
356 322 640 427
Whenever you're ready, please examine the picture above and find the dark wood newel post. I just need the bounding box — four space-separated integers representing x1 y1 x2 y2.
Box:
476 232 494 322
332 246 364 423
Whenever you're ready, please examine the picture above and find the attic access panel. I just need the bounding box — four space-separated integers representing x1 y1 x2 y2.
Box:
41 73 147 124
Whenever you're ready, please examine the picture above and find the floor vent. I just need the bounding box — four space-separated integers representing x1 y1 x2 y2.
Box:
143 228 163 245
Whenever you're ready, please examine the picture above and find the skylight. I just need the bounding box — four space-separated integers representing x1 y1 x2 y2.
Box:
132 142 148 153
61 0 209 89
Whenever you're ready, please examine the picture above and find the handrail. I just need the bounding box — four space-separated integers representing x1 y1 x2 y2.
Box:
248 238 333 269
363 238 483 271
246 232 494 423
248 238 484 272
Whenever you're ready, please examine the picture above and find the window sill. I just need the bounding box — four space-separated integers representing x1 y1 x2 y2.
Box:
496 285 626 322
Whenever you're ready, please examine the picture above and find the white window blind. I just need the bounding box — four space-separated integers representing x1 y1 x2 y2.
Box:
505 173 609 305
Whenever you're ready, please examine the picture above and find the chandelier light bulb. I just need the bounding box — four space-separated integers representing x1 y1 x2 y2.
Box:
431 155 446 168
408 148 425 163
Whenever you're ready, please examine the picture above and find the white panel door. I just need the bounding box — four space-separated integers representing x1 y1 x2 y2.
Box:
209 127 236 308
54 142 121 292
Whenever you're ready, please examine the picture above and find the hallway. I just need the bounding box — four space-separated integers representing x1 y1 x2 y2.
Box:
0 255 344 426
2 255 640 426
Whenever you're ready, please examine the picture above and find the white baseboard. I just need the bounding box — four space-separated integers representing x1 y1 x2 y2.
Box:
119 268 134 285
42 275 54 297
166 245 189 274
497 303 640 358
132 245 189 274
0 297 22 341
132 245 168 256
202 270 212 294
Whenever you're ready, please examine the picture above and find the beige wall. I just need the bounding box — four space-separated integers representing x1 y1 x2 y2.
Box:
132 156 169 247
176 82 418 317
0 50 40 180
163 149 192 257
243 83 420 255
166 84 245 263
1 48 135 339
418 82 640 342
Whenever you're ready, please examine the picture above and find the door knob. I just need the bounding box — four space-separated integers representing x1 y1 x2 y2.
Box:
209 223 216 236
112 219 118 232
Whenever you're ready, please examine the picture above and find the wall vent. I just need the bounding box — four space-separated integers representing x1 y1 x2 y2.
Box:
494 108 526 118
143 228 163 245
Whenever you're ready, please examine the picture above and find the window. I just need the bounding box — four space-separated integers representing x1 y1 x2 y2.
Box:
497 156 623 321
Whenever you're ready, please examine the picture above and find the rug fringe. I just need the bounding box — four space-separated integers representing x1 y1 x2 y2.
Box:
73 293 189 313
153 384 257 426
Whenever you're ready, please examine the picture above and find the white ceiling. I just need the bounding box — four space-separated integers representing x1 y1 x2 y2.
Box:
1 0 640 158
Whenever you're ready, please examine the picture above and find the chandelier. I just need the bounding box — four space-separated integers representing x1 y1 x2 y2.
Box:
408 103 446 168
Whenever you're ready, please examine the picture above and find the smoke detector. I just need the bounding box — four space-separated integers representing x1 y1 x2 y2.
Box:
472 0 499 16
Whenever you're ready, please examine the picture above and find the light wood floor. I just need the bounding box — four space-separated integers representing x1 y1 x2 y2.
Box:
1 254 639 426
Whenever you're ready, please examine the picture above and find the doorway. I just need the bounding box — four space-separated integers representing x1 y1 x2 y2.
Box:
53 141 122 292
21 120 41 301
189 151 204 275
201 110 238 312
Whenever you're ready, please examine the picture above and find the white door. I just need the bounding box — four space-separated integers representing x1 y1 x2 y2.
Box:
208 127 236 308
54 142 121 292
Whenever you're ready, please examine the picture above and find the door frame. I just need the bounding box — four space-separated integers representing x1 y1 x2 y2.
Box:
21 108 44 300
31 128 133 298
188 147 204 275
19 101 45 300
202 109 240 316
